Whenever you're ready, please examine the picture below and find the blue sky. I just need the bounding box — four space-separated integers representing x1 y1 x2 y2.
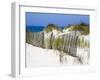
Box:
26 12 89 27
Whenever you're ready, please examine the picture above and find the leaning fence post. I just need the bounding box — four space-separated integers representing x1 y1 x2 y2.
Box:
41 32 44 48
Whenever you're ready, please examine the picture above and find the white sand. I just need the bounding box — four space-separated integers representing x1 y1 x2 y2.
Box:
26 43 60 67
26 43 85 68
77 48 89 64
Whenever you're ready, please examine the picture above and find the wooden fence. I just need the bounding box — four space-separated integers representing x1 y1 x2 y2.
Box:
26 31 78 57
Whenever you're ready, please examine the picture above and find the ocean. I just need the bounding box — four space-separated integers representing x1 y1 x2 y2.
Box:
26 26 64 32
26 26 45 32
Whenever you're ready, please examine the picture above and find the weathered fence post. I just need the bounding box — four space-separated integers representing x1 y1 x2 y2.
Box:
49 32 53 49
69 31 78 57
41 32 44 48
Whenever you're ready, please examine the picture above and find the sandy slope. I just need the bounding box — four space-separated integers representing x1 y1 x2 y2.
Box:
77 48 89 64
26 43 86 67
26 43 60 67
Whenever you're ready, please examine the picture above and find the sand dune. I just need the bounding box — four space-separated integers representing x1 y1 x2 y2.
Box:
26 43 89 67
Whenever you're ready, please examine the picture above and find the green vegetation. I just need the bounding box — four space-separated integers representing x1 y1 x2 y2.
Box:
26 32 34 44
44 24 61 33
69 23 89 35
77 37 89 48
53 37 65 63
53 37 64 51
44 23 89 35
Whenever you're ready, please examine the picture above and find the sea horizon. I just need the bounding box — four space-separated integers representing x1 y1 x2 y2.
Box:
26 26 64 32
